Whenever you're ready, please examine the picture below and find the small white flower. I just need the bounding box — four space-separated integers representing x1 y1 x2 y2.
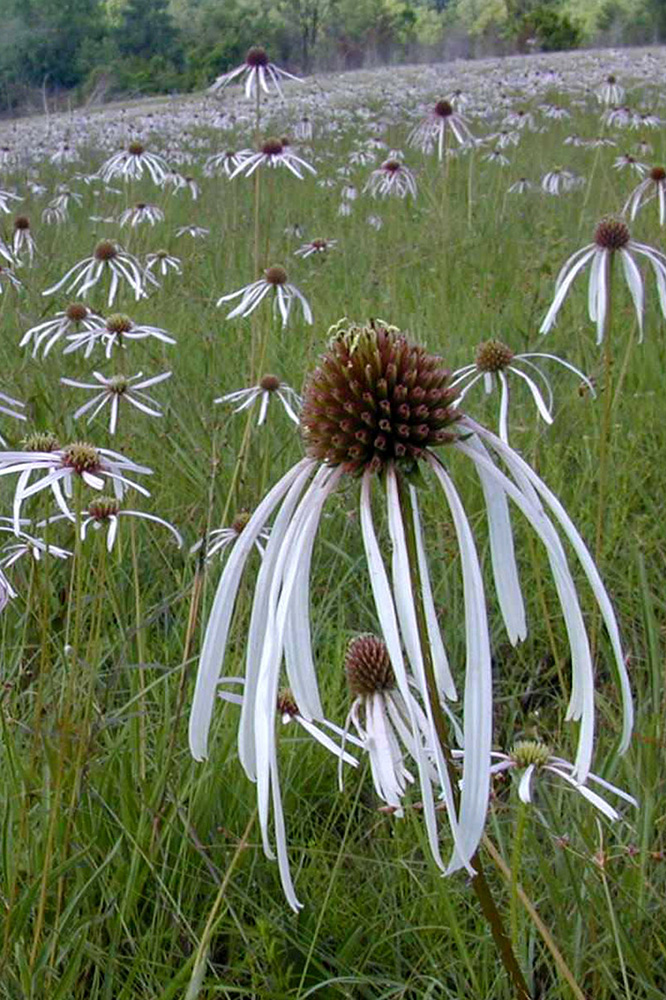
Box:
294 238 337 259
98 142 170 185
209 46 301 99
42 240 157 306
216 374 301 425
217 266 312 327
623 165 666 225
364 159 417 199
145 249 182 277
61 370 172 435
63 313 176 359
230 138 315 181
408 99 473 158
118 202 165 228
20 302 103 358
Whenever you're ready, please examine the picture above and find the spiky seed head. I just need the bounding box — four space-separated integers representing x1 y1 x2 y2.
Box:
300 319 461 474
155 249 169 259
261 137 284 157
23 431 59 452
61 442 100 474
259 374 281 392
88 495 120 520
230 510 250 535
277 688 299 717
265 265 287 285
345 634 395 698
383 159 402 173
135 202 146 211
128 141 145 156
105 314 133 335
14 215 30 230
434 100 453 118
246 46 269 67
607 74 616 84
65 302 89 323
94 240 118 262
594 217 630 251
475 339 515 372
650 166 666 182
108 375 129 394
510 739 552 768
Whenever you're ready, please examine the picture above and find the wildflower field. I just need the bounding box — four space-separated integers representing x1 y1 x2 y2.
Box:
0 44 665 1000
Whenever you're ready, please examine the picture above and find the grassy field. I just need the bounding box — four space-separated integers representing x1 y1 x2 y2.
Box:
0 45 664 1000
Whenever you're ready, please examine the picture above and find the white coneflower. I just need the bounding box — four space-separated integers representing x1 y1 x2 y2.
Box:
145 249 182 277
597 74 625 106
490 740 636 820
613 154 647 176
0 237 15 267
42 240 156 306
0 189 22 214
191 510 271 562
0 265 22 294
63 312 176 359
507 178 535 194
80 496 181 551
451 339 594 443
0 521 71 569
229 137 315 180
118 202 165 228
20 302 103 358
539 217 666 342
294 238 338 259
98 141 170 185
12 216 36 265
49 144 80 166
60 371 172 435
364 159 417 199
208 46 301 99
293 116 313 141
189 319 632 909
215 374 301 425
623 165 666 225
541 169 585 195
217 266 313 326
408 100 473 159
175 225 209 238
203 150 249 178
482 148 510 168
0 437 152 530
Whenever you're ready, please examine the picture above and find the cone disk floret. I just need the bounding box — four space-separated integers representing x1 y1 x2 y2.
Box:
345 634 395 698
277 688 299 717
108 375 129 394
434 100 453 118
510 739 552 768
262 137 283 157
230 510 250 535
14 215 30 231
259 373 281 392
23 432 59 452
128 141 145 156
383 159 402 173
650 166 666 182
265 265 287 286
246 46 269 67
66 302 89 323
94 240 118 262
106 314 133 335
301 319 460 474
475 339 515 372
594 217 630 252
61 442 101 475
88 496 120 520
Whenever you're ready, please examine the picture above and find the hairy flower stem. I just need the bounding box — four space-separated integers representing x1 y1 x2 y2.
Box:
510 799 529 953
397 473 532 1000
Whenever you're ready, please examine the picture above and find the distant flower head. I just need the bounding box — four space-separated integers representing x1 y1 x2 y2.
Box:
60 370 172 435
597 74 625 106
294 237 338 259
209 46 302 99
229 137 315 180
215 373 301 425
20 302 103 358
540 217 666 342
118 202 165 228
364 158 417 199
98 142 170 185
42 240 157 306
217 265 312 326
623 165 666 225
408 100 473 159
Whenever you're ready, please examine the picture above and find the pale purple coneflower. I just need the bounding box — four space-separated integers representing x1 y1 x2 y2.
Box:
482 148 510 168
20 302 103 358
623 165 666 225
293 116 313 141
60 370 172 435
597 74 625 106
118 202 165 228
203 150 249 178
63 312 176 359
0 190 22 214
229 137 315 180
80 496 181 551
541 169 585 195
191 510 271 563
450 339 594 443
217 266 313 326
209 46 301 99
0 390 26 445
98 141 170 185
49 144 80 166
189 319 632 909
363 158 417 199
12 216 36 265
42 239 157 306
0 436 152 530
294 238 337 259
408 100 473 159
489 739 636 820
0 265 22 293
507 178 535 194
613 154 648 177
175 225 209 238
215 374 301 425
145 249 182 277
539 217 666 342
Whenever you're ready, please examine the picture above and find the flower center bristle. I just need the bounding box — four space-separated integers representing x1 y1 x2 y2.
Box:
135 202 146 211
259 374 281 392
265 265 287 285
94 240 118 262
607 74 616 84
14 215 30 230
510 740 552 768
261 137 284 157
66 302 89 322
345 635 395 697
277 688 299 717
231 510 251 535
435 100 453 118
594 217 630 251
61 441 101 474
383 159 401 173
108 375 129 394
128 141 145 156
156 249 169 259
311 238 327 250
88 496 120 520
650 166 666 182
246 46 269 67
23 431 59 452
106 313 133 335
300 319 461 475
475 339 515 372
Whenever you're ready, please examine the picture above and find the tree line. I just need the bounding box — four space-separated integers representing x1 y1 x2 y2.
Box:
0 0 664 114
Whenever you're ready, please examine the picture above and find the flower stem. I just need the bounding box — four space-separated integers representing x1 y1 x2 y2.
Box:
396 472 532 1000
